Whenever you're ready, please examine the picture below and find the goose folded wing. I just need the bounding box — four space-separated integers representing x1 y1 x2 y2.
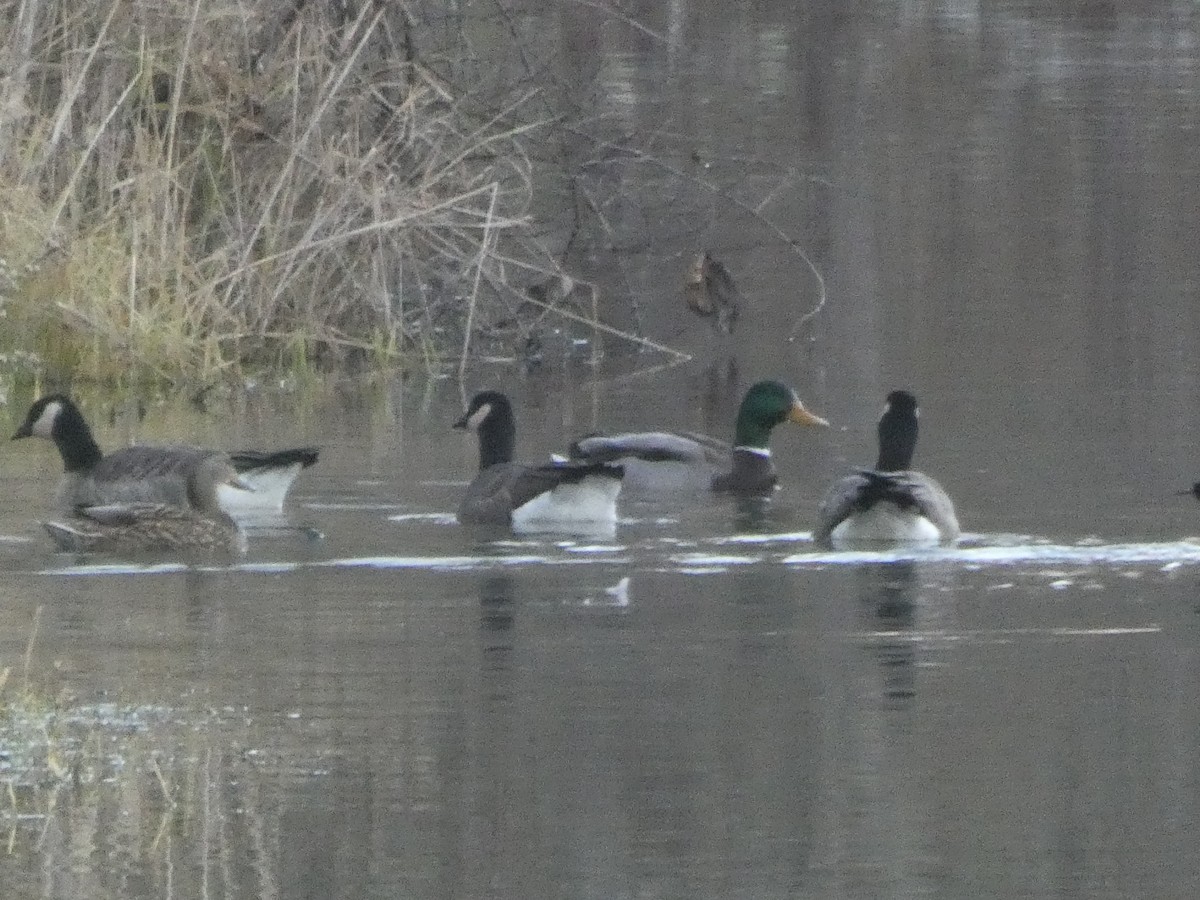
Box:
841 469 959 535
92 445 224 479
228 447 319 472
816 470 874 532
84 447 227 505
503 460 620 512
886 471 961 534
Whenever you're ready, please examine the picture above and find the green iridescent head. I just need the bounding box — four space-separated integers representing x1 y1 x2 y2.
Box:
732 380 828 449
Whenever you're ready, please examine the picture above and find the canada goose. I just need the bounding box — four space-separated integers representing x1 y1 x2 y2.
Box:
454 390 624 533
566 380 829 496
43 455 248 553
814 390 960 546
12 394 318 514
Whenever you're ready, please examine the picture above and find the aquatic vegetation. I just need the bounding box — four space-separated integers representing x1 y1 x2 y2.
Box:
0 608 123 791
0 605 322 893
0 689 292 893
0 0 666 385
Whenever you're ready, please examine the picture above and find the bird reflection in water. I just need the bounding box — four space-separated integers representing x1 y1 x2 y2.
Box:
480 574 516 694
479 574 515 641
859 562 919 706
732 494 773 531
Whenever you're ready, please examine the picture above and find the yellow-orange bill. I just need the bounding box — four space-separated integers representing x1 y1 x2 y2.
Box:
788 402 830 428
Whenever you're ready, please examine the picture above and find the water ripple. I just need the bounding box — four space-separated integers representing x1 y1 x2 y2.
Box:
783 540 1200 567
29 536 1200 577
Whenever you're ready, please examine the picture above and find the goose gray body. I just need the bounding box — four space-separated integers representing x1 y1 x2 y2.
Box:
457 460 624 530
43 455 247 554
13 394 318 514
455 391 624 533
816 468 960 546
62 444 223 508
567 381 828 497
815 391 960 546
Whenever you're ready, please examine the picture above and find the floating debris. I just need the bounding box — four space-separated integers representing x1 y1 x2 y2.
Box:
684 251 741 333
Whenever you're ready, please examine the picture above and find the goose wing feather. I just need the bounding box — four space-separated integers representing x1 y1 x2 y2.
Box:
815 470 874 541
816 468 960 541
229 447 320 472
885 470 960 538
76 446 228 507
460 461 620 525
464 463 542 524
91 445 224 480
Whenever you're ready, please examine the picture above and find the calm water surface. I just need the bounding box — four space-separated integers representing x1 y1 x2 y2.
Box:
4 1 1200 898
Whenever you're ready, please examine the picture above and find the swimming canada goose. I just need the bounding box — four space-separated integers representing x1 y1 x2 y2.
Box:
42 455 248 553
814 390 960 546
566 380 829 496
454 390 624 533
12 394 318 514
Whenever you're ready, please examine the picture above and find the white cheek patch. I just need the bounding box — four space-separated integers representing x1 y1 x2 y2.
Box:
466 402 492 430
32 400 63 437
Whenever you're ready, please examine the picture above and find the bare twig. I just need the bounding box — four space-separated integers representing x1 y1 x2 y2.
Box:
36 0 123 167
459 181 500 379
47 74 139 233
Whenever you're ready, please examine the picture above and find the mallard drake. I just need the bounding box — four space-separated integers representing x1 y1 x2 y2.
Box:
43 455 248 553
566 380 829 496
12 394 318 514
454 390 624 532
814 390 960 546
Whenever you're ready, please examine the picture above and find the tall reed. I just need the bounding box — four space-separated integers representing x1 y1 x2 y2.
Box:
0 0 596 384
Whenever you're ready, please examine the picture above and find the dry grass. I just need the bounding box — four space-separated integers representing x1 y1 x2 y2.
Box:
0 0 640 385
